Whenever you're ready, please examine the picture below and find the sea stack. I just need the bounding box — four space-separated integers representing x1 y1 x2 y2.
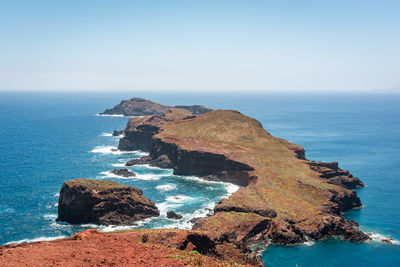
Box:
57 179 159 225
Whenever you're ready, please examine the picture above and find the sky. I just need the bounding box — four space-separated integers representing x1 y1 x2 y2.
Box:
0 0 399 92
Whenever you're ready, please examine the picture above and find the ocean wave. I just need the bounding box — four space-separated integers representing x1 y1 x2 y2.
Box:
156 202 183 215
367 233 400 245
53 192 60 197
158 200 216 229
43 214 57 220
5 235 67 245
165 195 193 203
303 240 315 246
179 176 240 197
100 133 113 137
133 165 174 175
111 163 126 167
96 114 125 117
100 171 161 181
95 114 144 118
90 146 149 156
156 184 177 191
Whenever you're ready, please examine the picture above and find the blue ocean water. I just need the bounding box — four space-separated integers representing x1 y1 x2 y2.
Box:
0 91 399 266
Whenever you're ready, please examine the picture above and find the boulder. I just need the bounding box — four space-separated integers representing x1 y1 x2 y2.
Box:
167 211 183 220
57 179 159 225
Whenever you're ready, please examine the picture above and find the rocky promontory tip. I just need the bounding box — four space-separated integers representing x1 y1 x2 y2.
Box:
57 179 159 225
100 97 212 117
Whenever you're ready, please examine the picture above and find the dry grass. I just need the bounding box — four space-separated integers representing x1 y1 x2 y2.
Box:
156 110 349 227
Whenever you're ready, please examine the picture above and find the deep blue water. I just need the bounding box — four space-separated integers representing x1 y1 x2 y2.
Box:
0 91 399 266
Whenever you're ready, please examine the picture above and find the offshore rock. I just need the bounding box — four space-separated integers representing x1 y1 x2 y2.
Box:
112 130 124 136
57 179 159 225
110 168 136 177
167 211 183 220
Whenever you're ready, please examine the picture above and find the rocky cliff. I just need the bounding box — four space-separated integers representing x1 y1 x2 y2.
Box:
100 97 212 116
119 108 369 246
57 179 159 225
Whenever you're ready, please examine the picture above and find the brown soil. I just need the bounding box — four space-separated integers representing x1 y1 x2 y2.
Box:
0 229 252 267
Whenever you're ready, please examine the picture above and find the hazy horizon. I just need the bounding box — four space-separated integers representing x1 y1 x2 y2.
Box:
1 0 399 93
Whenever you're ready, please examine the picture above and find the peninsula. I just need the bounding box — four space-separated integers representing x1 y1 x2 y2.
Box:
0 98 368 266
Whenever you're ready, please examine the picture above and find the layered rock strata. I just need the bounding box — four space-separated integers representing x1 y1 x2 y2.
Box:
57 179 159 225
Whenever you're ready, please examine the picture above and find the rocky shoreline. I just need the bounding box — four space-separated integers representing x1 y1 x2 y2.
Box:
116 102 369 250
0 98 371 266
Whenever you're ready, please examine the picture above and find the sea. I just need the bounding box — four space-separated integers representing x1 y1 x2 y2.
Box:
0 91 399 266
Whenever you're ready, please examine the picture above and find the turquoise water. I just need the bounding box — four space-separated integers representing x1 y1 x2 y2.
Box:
0 92 399 266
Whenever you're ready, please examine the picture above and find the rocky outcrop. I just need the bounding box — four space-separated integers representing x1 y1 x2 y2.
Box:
126 155 174 169
101 97 171 116
110 168 136 177
112 130 124 136
57 179 159 225
307 161 365 189
167 211 183 220
101 97 212 117
306 215 369 242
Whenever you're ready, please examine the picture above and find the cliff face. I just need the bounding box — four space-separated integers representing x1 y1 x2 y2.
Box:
119 109 369 245
57 179 159 225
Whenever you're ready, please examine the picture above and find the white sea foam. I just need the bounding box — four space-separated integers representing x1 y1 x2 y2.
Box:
158 200 216 229
96 114 125 117
100 171 161 181
367 233 400 245
111 163 126 167
90 146 148 156
156 184 177 191
100 133 113 137
303 240 315 246
166 195 193 203
43 214 57 220
53 193 60 197
133 164 174 175
5 235 67 245
96 114 144 118
156 176 240 229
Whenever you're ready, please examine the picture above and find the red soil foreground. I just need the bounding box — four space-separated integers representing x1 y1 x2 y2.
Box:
0 229 252 267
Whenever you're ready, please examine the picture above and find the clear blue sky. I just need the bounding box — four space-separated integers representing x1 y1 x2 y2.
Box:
0 0 399 92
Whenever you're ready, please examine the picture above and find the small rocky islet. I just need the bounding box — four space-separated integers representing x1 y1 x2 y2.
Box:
0 97 370 266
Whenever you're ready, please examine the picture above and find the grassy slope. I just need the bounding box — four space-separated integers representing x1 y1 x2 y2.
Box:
156 110 349 231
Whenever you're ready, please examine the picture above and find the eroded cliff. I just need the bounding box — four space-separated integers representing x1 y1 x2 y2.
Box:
119 108 368 246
